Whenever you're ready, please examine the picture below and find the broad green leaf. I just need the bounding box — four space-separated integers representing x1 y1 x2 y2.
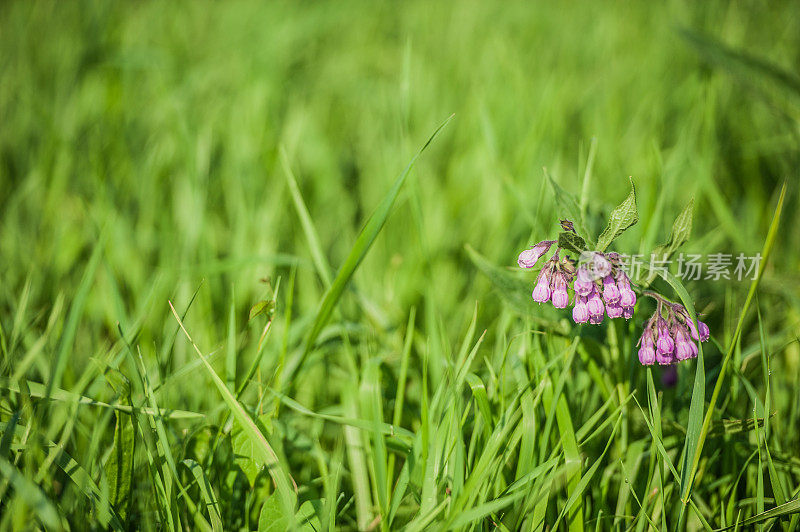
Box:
258 496 324 532
295 499 324 531
654 269 705 511
557 231 587 256
258 494 290 532
231 423 260 487
596 178 638 251
284 115 453 383
545 170 591 242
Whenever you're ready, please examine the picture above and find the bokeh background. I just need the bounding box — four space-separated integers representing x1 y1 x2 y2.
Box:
2 1 799 530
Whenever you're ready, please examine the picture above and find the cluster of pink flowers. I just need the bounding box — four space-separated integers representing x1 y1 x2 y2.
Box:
518 241 636 325
637 302 710 365
517 235 711 367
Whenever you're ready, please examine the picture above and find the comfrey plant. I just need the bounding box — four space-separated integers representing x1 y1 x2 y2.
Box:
518 177 709 366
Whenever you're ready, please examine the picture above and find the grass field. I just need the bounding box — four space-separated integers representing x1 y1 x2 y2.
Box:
2 1 800 530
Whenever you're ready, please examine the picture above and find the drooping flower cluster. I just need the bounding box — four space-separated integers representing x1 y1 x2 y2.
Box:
517 226 711 367
637 302 710 365
518 241 636 326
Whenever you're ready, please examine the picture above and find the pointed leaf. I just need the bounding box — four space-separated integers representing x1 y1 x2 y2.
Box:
647 199 694 284
557 231 587 256
545 170 591 242
596 178 638 251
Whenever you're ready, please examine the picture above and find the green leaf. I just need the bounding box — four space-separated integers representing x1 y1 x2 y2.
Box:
647 199 693 283
231 422 260 487
557 231 587 256
295 499 324 531
258 494 290 532
596 178 638 251
545 170 591 242
258 496 324 532
103 411 135 521
284 115 453 384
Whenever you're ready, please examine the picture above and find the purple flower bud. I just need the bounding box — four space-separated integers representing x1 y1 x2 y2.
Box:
602 275 620 304
615 269 631 289
656 350 674 365
688 338 699 359
589 314 604 325
622 306 634 319
619 288 636 308
638 329 656 365
655 319 674 356
638 344 656 365
532 271 551 303
674 328 694 361
572 296 589 323
686 318 699 341
697 321 710 342
517 240 555 268
685 318 710 342
552 286 569 308
574 266 595 296
587 290 605 318
606 301 623 319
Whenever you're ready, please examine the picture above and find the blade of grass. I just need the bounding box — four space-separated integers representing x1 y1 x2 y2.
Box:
0 456 64 530
44 235 104 400
183 459 223 532
284 115 454 384
684 183 786 504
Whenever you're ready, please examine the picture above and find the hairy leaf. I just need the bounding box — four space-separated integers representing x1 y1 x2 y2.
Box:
557 231 586 256
545 170 591 242
596 178 638 251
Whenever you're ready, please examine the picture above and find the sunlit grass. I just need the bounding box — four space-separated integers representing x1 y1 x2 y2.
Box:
1 1 799 530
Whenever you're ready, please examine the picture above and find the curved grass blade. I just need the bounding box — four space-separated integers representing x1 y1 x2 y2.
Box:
714 498 800 531
285 115 454 384
0 378 204 419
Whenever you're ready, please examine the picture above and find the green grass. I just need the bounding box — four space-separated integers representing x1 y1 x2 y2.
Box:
2 1 800 530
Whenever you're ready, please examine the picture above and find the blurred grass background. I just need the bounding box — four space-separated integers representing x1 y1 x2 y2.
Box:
1 1 800 530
